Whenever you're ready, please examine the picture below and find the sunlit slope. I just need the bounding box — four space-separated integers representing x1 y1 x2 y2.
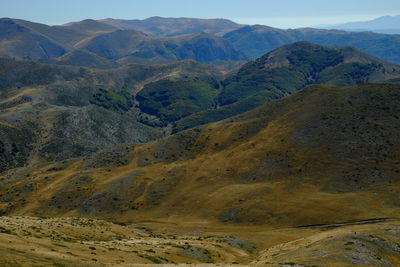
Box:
1 83 400 228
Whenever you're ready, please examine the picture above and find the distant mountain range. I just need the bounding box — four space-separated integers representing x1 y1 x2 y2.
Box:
223 25 400 63
3 16 400 67
0 18 246 66
317 15 400 34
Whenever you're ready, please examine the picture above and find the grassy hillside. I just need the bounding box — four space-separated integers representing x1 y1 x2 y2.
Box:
1 83 400 265
1 83 400 227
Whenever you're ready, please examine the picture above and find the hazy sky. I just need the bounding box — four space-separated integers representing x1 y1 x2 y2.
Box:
1 0 400 28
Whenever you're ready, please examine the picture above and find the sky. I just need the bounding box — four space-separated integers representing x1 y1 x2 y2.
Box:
1 0 400 28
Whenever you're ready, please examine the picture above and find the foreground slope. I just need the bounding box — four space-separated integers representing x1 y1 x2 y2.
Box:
1 83 400 227
0 216 399 266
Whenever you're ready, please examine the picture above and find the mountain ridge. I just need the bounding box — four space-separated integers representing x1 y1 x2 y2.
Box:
99 16 243 36
4 16 400 67
223 24 400 64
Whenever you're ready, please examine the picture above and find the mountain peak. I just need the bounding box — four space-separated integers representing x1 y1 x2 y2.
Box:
318 14 400 34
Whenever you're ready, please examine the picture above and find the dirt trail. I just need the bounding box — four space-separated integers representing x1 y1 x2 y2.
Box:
295 218 396 228
0 87 42 105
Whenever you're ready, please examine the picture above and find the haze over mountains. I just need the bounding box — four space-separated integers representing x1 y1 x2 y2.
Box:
319 15 400 35
3 16 400 67
1 15 400 266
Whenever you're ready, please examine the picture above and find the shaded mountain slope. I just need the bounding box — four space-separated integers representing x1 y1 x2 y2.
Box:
224 25 400 64
0 18 66 59
0 58 226 173
1 83 400 229
219 42 400 105
0 18 117 60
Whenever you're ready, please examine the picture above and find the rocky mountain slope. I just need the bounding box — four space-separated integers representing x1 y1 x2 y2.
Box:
0 58 226 173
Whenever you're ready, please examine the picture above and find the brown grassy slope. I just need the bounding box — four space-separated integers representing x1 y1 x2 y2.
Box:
42 50 120 69
1 83 400 228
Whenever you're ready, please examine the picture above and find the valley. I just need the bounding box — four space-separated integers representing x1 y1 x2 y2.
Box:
1 13 400 266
